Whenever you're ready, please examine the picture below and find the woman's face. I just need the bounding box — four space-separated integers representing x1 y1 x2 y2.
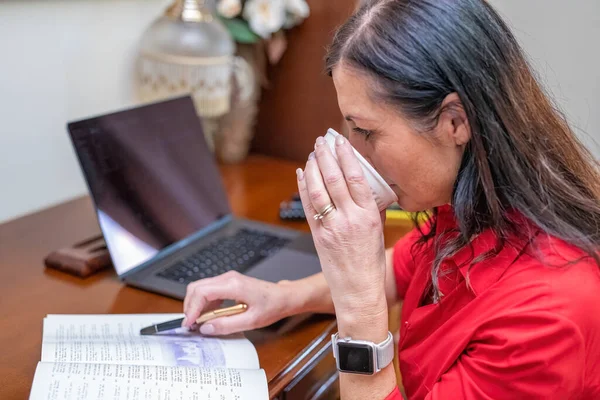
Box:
332 65 470 212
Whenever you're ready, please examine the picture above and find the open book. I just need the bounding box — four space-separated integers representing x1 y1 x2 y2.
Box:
29 314 268 400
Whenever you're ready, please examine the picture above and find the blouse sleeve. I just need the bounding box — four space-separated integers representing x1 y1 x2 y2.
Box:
385 387 404 400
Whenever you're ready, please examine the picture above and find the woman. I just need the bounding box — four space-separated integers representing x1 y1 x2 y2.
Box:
183 0 600 398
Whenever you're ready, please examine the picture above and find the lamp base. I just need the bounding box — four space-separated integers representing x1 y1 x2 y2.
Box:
214 43 264 163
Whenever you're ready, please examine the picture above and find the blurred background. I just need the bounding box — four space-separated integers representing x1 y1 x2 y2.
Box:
0 0 598 224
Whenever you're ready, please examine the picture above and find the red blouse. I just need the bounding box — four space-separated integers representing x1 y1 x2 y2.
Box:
385 206 600 399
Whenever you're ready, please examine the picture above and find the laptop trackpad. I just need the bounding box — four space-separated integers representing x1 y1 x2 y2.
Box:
246 249 322 282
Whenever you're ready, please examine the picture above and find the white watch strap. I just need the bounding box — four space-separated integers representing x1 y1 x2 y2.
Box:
375 332 395 371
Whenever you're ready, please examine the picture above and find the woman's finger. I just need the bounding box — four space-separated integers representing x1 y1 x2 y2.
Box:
183 274 243 327
183 289 208 328
304 153 337 221
183 282 197 320
200 311 257 336
335 135 375 209
313 137 353 209
297 167 318 229
184 278 211 318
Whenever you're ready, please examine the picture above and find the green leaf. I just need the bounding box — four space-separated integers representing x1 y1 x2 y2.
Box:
220 17 260 44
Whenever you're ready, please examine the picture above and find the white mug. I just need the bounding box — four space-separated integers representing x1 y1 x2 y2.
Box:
323 128 398 212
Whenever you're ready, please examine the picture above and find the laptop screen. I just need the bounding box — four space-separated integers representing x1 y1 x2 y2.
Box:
68 97 231 276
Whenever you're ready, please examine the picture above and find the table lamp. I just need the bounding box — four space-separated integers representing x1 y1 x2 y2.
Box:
137 0 252 150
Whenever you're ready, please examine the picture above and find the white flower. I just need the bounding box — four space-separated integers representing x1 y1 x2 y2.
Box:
285 0 309 19
243 0 286 39
284 0 309 28
217 0 242 19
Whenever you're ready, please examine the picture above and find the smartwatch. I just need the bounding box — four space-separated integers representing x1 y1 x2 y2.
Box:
331 331 394 375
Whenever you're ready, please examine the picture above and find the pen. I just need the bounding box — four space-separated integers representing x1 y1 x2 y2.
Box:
139 303 248 335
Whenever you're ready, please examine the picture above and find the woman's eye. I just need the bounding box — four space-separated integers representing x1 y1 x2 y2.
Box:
352 127 373 138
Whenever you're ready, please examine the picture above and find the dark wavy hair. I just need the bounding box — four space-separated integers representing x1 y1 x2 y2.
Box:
325 0 600 302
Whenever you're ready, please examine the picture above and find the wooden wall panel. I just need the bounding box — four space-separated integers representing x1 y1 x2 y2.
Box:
251 0 357 162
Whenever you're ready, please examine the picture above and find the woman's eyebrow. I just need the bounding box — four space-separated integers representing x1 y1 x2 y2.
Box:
345 115 372 122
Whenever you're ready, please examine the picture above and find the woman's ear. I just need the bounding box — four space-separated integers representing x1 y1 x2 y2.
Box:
437 93 471 147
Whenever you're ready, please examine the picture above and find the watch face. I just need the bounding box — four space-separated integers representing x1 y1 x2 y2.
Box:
337 342 375 374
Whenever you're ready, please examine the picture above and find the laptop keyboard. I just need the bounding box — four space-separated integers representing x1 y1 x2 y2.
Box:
156 228 291 285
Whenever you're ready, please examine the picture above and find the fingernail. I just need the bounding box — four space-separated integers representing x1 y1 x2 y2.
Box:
200 324 215 335
335 135 345 146
308 152 315 160
315 137 325 147
296 168 304 181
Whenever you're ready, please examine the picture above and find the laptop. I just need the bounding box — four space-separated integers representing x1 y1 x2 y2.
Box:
67 96 322 300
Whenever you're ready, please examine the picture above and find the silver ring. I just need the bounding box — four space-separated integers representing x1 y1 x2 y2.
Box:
313 203 336 220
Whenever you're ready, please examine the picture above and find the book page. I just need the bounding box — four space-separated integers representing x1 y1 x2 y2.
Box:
41 314 259 370
29 362 268 400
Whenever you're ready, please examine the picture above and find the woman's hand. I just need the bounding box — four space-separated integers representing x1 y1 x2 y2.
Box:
182 271 291 335
297 135 389 341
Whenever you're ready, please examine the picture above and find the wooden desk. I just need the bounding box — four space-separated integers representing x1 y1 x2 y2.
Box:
0 155 411 399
